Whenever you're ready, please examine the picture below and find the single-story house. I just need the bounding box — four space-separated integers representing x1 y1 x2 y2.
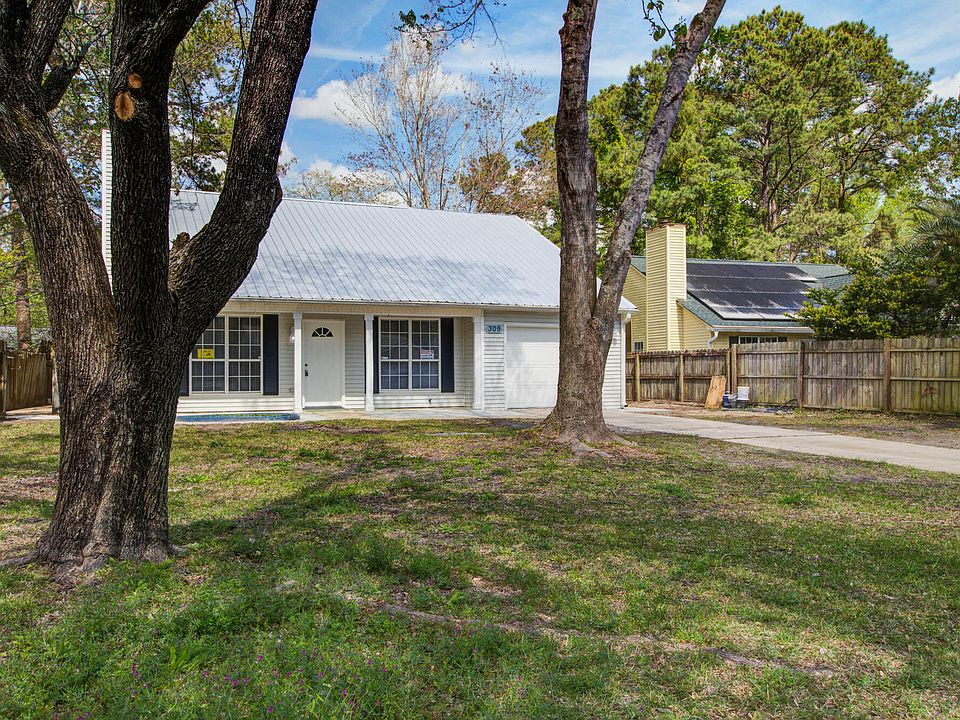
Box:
624 224 852 351
100 165 632 415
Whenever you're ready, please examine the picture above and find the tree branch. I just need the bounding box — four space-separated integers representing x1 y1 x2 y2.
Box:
594 0 726 330
25 0 73 80
169 0 317 342
120 0 212 70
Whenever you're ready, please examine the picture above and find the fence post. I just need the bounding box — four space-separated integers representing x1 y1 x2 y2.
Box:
0 339 6 419
677 351 685 402
632 353 640 403
882 338 892 413
796 340 806 408
730 345 738 393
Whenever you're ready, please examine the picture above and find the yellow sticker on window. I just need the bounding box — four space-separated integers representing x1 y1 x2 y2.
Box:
196 348 215 360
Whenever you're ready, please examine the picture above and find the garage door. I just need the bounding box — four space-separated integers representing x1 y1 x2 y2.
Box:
505 325 560 408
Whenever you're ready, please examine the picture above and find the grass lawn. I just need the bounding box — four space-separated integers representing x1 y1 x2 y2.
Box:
1 418 959 718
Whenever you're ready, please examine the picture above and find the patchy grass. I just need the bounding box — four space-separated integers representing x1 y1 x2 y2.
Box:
1 418 959 718
645 403 960 449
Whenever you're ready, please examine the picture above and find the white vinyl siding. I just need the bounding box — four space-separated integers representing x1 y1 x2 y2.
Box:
482 311 623 411
175 301 620 415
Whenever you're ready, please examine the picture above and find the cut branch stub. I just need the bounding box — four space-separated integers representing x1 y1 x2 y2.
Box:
114 92 135 121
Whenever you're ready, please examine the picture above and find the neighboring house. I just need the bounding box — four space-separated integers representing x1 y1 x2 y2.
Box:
624 224 852 352
0 326 51 347
100 161 632 416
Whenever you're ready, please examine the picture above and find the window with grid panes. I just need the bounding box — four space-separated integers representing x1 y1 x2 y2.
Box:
378 318 441 390
228 316 262 392
190 316 262 393
191 317 225 392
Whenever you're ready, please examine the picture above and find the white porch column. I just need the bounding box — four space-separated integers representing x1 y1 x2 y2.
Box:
620 313 629 408
364 313 375 412
293 310 303 414
473 312 485 410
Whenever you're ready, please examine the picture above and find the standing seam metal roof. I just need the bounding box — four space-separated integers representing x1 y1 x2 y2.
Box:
169 191 636 310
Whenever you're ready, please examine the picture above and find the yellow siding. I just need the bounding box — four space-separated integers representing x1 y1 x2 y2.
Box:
644 224 687 351
622 266 646 350
680 307 717 349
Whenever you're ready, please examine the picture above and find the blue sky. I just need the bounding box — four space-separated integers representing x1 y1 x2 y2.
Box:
282 0 960 178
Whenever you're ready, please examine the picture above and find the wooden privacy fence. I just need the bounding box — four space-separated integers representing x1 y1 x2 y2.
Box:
626 336 960 414
626 349 728 403
1 340 54 414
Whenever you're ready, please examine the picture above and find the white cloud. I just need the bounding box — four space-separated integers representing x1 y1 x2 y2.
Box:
308 43 378 63
280 141 297 167
307 157 351 177
290 79 364 125
930 69 960 99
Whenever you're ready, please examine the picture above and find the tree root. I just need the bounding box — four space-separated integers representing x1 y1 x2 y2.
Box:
0 551 39 570
339 593 836 678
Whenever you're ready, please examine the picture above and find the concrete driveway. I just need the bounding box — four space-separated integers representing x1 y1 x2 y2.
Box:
601 409 960 474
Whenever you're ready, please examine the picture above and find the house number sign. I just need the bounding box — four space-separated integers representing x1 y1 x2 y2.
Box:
484 323 504 334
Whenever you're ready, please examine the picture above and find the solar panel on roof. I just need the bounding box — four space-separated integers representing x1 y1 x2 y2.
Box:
686 261 816 320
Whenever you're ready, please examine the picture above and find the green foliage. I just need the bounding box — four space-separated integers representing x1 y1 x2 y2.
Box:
796 199 960 338
514 7 960 263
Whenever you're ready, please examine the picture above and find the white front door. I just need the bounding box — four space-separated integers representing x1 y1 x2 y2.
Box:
504 325 560 408
303 320 345 407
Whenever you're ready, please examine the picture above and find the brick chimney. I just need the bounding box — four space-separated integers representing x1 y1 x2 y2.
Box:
644 223 686 351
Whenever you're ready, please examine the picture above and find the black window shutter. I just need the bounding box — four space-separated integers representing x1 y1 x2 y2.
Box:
372 316 380 394
262 314 279 395
180 358 190 396
440 317 455 393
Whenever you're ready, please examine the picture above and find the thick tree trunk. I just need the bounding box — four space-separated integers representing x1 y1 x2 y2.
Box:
11 220 32 349
0 0 318 569
546 0 726 444
38 349 185 568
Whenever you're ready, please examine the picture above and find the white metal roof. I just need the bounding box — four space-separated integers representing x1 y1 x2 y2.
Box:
169 190 633 311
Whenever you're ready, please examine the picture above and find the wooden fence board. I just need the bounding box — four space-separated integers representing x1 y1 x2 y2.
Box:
626 335 960 414
3 345 52 411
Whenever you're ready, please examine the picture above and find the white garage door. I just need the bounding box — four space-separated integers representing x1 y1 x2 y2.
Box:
505 325 560 408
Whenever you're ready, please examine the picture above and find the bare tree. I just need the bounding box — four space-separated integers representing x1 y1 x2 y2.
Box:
290 167 398 205
546 0 725 443
0 0 317 571
341 29 542 210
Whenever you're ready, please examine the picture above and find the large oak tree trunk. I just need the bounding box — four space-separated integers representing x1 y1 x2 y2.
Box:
39 350 185 568
0 0 318 569
545 0 725 443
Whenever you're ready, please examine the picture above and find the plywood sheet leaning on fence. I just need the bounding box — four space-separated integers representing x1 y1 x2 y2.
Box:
704 375 726 409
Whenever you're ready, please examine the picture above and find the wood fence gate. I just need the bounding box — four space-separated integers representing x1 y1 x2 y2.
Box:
626 336 960 414
1 340 54 414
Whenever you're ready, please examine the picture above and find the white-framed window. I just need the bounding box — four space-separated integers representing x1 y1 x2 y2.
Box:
633 340 645 353
730 335 788 345
379 318 441 391
191 317 225 392
191 315 262 393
